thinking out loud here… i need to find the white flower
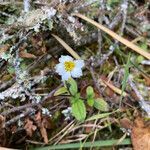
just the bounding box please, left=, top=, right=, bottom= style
left=55, top=55, right=84, bottom=81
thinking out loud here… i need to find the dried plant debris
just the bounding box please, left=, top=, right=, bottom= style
left=0, top=0, right=150, bottom=149
left=131, top=117, right=150, bottom=150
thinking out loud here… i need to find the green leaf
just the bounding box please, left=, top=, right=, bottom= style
left=54, top=87, right=68, bottom=96
left=86, top=112, right=112, bottom=121
left=70, top=93, right=81, bottom=104
left=136, top=55, right=144, bottom=64
left=86, top=109, right=119, bottom=121
left=72, top=99, right=86, bottom=121
left=68, top=78, right=78, bottom=96
left=70, top=97, right=76, bottom=104
left=87, top=98, right=94, bottom=107
left=20, top=62, right=28, bottom=70
left=121, top=53, right=131, bottom=102
left=7, top=65, right=15, bottom=74
left=75, top=93, right=80, bottom=99
left=1, top=52, right=11, bottom=61
left=94, top=98, right=109, bottom=112
left=140, top=41, right=148, bottom=51
left=48, top=20, right=54, bottom=30
left=107, top=0, right=120, bottom=7
left=29, top=138, right=132, bottom=150
left=30, top=138, right=131, bottom=150
left=86, top=86, right=94, bottom=98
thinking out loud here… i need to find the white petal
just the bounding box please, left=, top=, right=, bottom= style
left=74, top=60, right=84, bottom=68
left=71, top=68, right=83, bottom=78
left=59, top=55, right=73, bottom=63
left=62, top=72, right=71, bottom=81
left=55, top=63, right=65, bottom=75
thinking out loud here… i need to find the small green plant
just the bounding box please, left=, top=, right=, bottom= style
left=107, top=0, right=121, bottom=8
left=86, top=86, right=109, bottom=112
left=86, top=86, right=95, bottom=107
left=94, top=98, right=109, bottom=112
left=55, top=78, right=109, bottom=121
left=67, top=78, right=86, bottom=121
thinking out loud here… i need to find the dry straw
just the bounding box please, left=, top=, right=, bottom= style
left=72, top=13, right=150, bottom=60
left=52, top=34, right=81, bottom=60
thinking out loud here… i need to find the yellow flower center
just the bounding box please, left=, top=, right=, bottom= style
left=64, top=61, right=75, bottom=72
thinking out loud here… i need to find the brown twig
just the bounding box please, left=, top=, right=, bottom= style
left=1, top=83, right=63, bottom=116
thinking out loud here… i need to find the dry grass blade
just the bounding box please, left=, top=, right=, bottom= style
left=51, top=34, right=81, bottom=59
left=72, top=13, right=150, bottom=60
left=19, top=51, right=37, bottom=59
left=0, top=147, right=18, bottom=150
left=100, top=78, right=128, bottom=97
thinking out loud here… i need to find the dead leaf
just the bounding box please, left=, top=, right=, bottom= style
left=85, top=124, right=93, bottom=134
left=40, top=123, right=48, bottom=144
left=0, top=44, right=10, bottom=56
left=41, top=45, right=46, bottom=53
left=0, top=115, right=6, bottom=146
left=0, top=130, right=6, bottom=147
left=19, top=43, right=27, bottom=51
left=130, top=90, right=140, bottom=101
left=141, top=73, right=150, bottom=86
left=100, top=75, right=115, bottom=97
left=11, top=125, right=17, bottom=134
left=79, top=80, right=88, bottom=98
left=99, top=77, right=128, bottom=97
left=120, top=118, right=133, bottom=129
left=24, top=118, right=37, bottom=137
left=34, top=111, right=49, bottom=143
left=19, top=51, right=36, bottom=59
left=42, top=116, right=53, bottom=129
left=34, top=111, right=42, bottom=127
left=0, top=115, right=5, bottom=129
left=131, top=117, right=150, bottom=150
